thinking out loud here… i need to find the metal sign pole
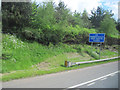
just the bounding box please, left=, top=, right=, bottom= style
left=91, top=42, right=93, bottom=51
left=99, top=43, right=100, bottom=59
left=99, top=43, right=101, bottom=60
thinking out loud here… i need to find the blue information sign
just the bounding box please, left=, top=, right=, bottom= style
left=89, top=33, right=105, bottom=42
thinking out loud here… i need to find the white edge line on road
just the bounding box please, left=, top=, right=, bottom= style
left=110, top=73, right=116, bottom=76
left=68, top=71, right=119, bottom=88
left=100, top=77, right=107, bottom=81
left=87, top=82, right=95, bottom=86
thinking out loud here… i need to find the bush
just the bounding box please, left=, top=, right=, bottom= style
left=22, top=25, right=65, bottom=45
left=22, top=27, right=42, bottom=41
left=63, top=25, right=97, bottom=44
left=105, top=36, right=119, bottom=45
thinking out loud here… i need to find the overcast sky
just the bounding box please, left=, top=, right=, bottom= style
left=32, top=0, right=119, bottom=20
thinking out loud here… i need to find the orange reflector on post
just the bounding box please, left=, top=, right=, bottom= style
left=65, top=61, right=67, bottom=67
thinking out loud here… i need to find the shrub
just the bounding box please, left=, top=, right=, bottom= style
left=64, top=25, right=97, bottom=44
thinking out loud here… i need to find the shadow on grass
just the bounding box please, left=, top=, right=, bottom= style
left=60, top=65, right=66, bottom=67
left=60, top=64, right=80, bottom=68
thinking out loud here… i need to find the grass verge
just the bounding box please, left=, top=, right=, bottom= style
left=1, top=58, right=119, bottom=82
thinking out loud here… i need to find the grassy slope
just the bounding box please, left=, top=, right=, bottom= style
left=1, top=58, right=119, bottom=82
left=1, top=34, right=119, bottom=81
left=2, top=34, right=76, bottom=73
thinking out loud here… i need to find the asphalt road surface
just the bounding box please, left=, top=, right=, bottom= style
left=2, top=61, right=119, bottom=88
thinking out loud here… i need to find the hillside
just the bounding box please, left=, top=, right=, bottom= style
left=2, top=34, right=118, bottom=73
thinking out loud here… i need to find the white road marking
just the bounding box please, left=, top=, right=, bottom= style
left=87, top=82, right=95, bottom=86
left=68, top=71, right=119, bottom=88
left=100, top=77, right=107, bottom=81
left=110, top=73, right=116, bottom=76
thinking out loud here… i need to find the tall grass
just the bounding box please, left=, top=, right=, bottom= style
left=2, top=34, right=76, bottom=73
left=84, top=45, right=99, bottom=59
left=72, top=45, right=99, bottom=59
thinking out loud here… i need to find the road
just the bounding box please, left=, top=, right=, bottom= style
left=2, top=61, right=119, bottom=88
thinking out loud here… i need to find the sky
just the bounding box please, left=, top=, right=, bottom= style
left=32, top=0, right=119, bottom=20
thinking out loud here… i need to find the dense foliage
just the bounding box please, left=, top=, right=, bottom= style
left=2, top=2, right=32, bottom=33
left=99, top=14, right=118, bottom=36
left=2, top=1, right=119, bottom=45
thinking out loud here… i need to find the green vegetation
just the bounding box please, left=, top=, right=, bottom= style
left=2, top=2, right=32, bottom=33
left=1, top=58, right=119, bottom=82
left=2, top=34, right=76, bottom=73
left=1, top=1, right=119, bottom=81
left=2, top=1, right=119, bottom=45
left=2, top=34, right=118, bottom=73
left=99, top=14, right=118, bottom=36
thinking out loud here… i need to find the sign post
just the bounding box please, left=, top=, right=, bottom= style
left=89, top=33, right=105, bottom=59
left=99, top=43, right=101, bottom=59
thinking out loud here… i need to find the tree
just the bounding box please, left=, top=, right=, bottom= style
left=81, top=10, right=92, bottom=28
left=90, top=6, right=114, bottom=28
left=55, top=1, right=71, bottom=26
left=116, top=19, right=120, bottom=32
left=30, top=1, right=39, bottom=28
left=30, top=2, right=56, bottom=29
left=71, top=11, right=83, bottom=27
left=2, top=2, right=32, bottom=33
left=99, top=14, right=117, bottom=36
left=90, top=7, right=105, bottom=28
left=24, top=1, right=65, bottom=45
